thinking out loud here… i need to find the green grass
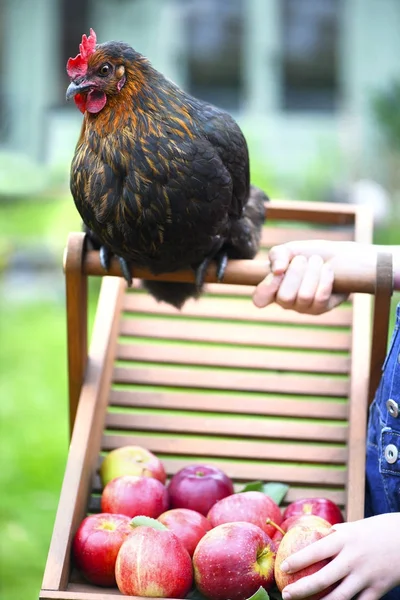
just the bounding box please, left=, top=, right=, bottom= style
left=0, top=193, right=94, bottom=600
left=0, top=301, right=69, bottom=599
left=0, top=293, right=101, bottom=600
left=1, top=194, right=80, bottom=239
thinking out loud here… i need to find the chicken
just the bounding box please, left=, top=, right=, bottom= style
left=66, top=29, right=268, bottom=308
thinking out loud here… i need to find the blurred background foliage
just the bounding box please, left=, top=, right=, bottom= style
left=372, top=79, right=400, bottom=153
left=1, top=1, right=400, bottom=599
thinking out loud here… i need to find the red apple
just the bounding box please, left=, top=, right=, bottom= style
left=207, top=491, right=282, bottom=538
left=100, top=445, right=166, bottom=486
left=72, top=513, right=133, bottom=586
left=168, top=464, right=234, bottom=516
left=282, top=497, right=343, bottom=525
left=101, top=475, right=169, bottom=518
left=193, top=521, right=277, bottom=600
left=115, top=525, right=193, bottom=597
left=158, top=508, right=212, bottom=556
left=274, top=524, right=336, bottom=599
left=272, top=514, right=332, bottom=546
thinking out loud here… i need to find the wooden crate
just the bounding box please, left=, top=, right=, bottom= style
left=39, top=200, right=392, bottom=599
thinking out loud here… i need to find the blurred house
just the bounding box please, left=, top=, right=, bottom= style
left=0, top=0, right=399, bottom=184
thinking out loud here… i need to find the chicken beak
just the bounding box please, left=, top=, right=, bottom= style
left=66, top=81, right=94, bottom=101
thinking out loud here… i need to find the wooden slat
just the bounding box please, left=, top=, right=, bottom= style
left=161, top=458, right=346, bottom=486
left=205, top=283, right=257, bottom=296
left=266, top=199, right=357, bottom=224
left=201, top=283, right=354, bottom=299
left=64, top=233, right=88, bottom=436
left=105, top=412, right=347, bottom=442
left=93, top=453, right=345, bottom=486
left=88, top=484, right=347, bottom=511
left=368, top=253, right=393, bottom=405
left=40, top=278, right=126, bottom=593
left=132, top=279, right=354, bottom=300
left=40, top=590, right=122, bottom=600
left=113, top=366, right=349, bottom=396
left=346, top=294, right=371, bottom=521
left=261, top=226, right=354, bottom=247
left=345, top=204, right=375, bottom=520
left=119, top=317, right=352, bottom=350
left=116, top=343, right=350, bottom=374
left=123, top=294, right=353, bottom=326
left=84, top=251, right=378, bottom=295
left=101, top=433, right=348, bottom=464
left=281, top=486, right=346, bottom=505
left=109, top=389, right=348, bottom=419
left=133, top=279, right=266, bottom=297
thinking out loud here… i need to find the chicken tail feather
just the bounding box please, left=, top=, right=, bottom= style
left=141, top=280, right=201, bottom=309
left=227, top=184, right=268, bottom=259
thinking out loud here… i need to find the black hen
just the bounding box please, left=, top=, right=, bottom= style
left=67, top=30, right=268, bottom=308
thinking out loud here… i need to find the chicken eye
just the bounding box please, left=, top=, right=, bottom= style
left=98, top=63, right=112, bottom=77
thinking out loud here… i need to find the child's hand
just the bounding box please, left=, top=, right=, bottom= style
left=253, top=241, right=349, bottom=313
left=278, top=513, right=400, bottom=600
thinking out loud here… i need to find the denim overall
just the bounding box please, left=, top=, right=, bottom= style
left=365, top=304, right=400, bottom=599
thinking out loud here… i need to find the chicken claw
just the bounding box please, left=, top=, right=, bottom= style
left=88, top=231, right=132, bottom=287
left=195, top=256, right=212, bottom=289
left=99, top=245, right=111, bottom=271
left=118, top=256, right=133, bottom=287
left=215, top=250, right=228, bottom=282
left=195, top=248, right=228, bottom=289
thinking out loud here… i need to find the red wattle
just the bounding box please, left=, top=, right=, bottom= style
left=74, top=91, right=107, bottom=114
left=74, top=94, right=87, bottom=114
left=86, top=90, right=107, bottom=114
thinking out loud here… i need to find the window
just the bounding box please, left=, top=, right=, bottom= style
left=281, top=0, right=340, bottom=112
left=182, top=0, right=243, bottom=111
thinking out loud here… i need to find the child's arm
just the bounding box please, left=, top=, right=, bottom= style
left=278, top=513, right=400, bottom=600
left=253, top=241, right=400, bottom=311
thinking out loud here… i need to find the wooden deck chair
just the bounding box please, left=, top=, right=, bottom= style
left=39, top=199, right=393, bottom=600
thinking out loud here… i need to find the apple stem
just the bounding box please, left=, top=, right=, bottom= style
left=266, top=518, right=285, bottom=536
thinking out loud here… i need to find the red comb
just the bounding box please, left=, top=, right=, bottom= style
left=67, top=28, right=97, bottom=79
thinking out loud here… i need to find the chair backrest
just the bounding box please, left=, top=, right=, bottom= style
left=64, top=199, right=389, bottom=523
left=41, top=199, right=395, bottom=597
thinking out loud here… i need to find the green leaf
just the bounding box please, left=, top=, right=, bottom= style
left=240, top=480, right=265, bottom=493
left=245, top=587, right=270, bottom=600
left=261, top=482, right=289, bottom=506
left=130, top=516, right=168, bottom=530
left=239, top=481, right=289, bottom=506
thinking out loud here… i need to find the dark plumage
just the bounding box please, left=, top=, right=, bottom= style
left=67, top=30, right=268, bottom=308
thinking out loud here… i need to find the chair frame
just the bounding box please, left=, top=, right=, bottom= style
left=39, top=200, right=393, bottom=600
